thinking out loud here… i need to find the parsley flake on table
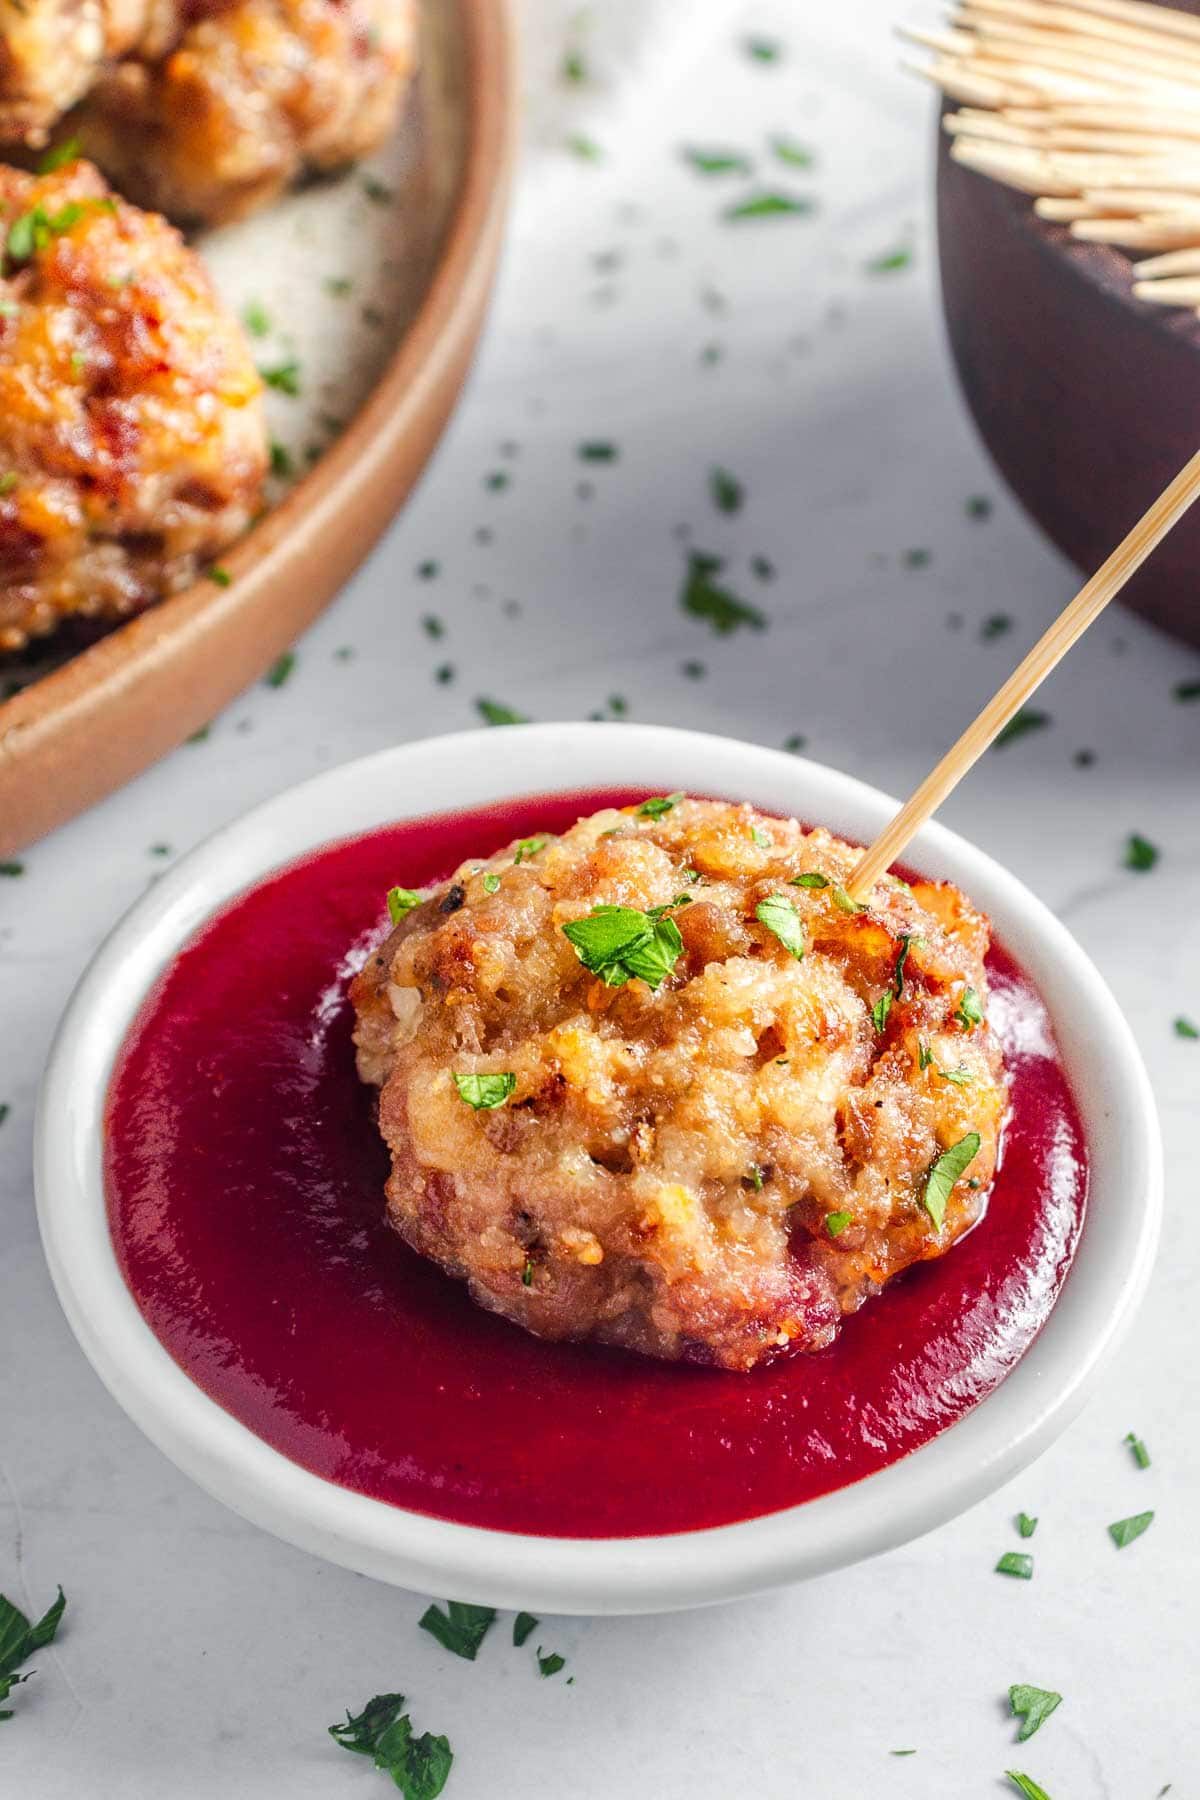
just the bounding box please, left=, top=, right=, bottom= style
left=769, top=135, right=814, bottom=168
left=537, top=1647, right=566, bottom=1677
left=636, top=792, right=684, bottom=817
left=865, top=245, right=912, bottom=274
left=0, top=1105, right=9, bottom=1128
left=562, top=47, right=586, bottom=82
left=993, top=708, right=1050, bottom=748
left=419, top=1600, right=497, bottom=1659
left=476, top=698, right=528, bottom=726
left=1175, top=1016, right=1199, bottom=1039
left=724, top=191, right=814, bottom=221
left=1124, top=1431, right=1151, bottom=1469
left=0, top=860, right=25, bottom=876
left=1173, top=679, right=1200, bottom=701
left=710, top=466, right=743, bottom=513
left=1009, top=1684, right=1062, bottom=1742
left=242, top=299, right=271, bottom=337
left=387, top=886, right=422, bottom=923
left=996, top=1551, right=1034, bottom=1579
left=755, top=894, right=805, bottom=960
left=1006, top=1774, right=1052, bottom=1800
left=681, top=147, right=752, bottom=175
left=1109, top=1510, right=1154, bottom=1548
left=452, top=1073, right=516, bottom=1112
left=680, top=551, right=765, bottom=635
left=566, top=133, right=602, bottom=160
left=982, top=613, right=1012, bottom=639
left=577, top=440, right=618, bottom=462
left=329, top=1693, right=453, bottom=1798
left=742, top=34, right=782, bottom=61
left=362, top=177, right=394, bottom=204
left=923, top=1132, right=981, bottom=1230
left=1017, top=1512, right=1038, bottom=1538
left=901, top=546, right=930, bottom=569
left=562, top=905, right=683, bottom=990
left=1124, top=833, right=1159, bottom=872
left=269, top=441, right=294, bottom=478
left=0, top=1586, right=66, bottom=1720
left=263, top=650, right=295, bottom=688
left=512, top=1612, right=538, bottom=1647
left=258, top=359, right=301, bottom=396
left=966, top=494, right=993, bottom=520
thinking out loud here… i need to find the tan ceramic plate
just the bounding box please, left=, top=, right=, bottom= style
left=0, top=0, right=516, bottom=855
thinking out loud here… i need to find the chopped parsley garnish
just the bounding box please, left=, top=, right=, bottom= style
left=826, top=1211, right=852, bottom=1238
left=482, top=872, right=500, bottom=894
left=1108, top=1510, right=1154, bottom=1549
left=769, top=135, right=814, bottom=167
left=513, top=836, right=547, bottom=863
left=1124, top=833, right=1159, bottom=872
left=1017, top=1512, right=1037, bottom=1538
left=893, top=936, right=911, bottom=998
left=513, top=1612, right=538, bottom=1646
left=453, top=1072, right=516, bottom=1111
left=0, top=1105, right=8, bottom=1128
left=749, top=825, right=772, bottom=848
left=724, top=191, right=814, bottom=221
left=419, top=1601, right=496, bottom=1659
left=682, top=147, right=752, bottom=175
left=966, top=494, right=992, bottom=520
left=263, top=650, right=295, bottom=688
left=421, top=614, right=444, bottom=639
left=982, top=613, right=1012, bottom=640
left=1009, top=1685, right=1062, bottom=1742
left=756, top=894, right=805, bottom=960
left=865, top=245, right=912, bottom=274
left=1124, top=1431, right=1151, bottom=1469
left=208, top=565, right=232, bottom=587
left=937, top=1065, right=973, bottom=1087
left=476, top=698, right=528, bottom=726
left=36, top=137, right=81, bottom=173
left=387, top=886, right=421, bottom=922
left=1173, top=679, right=1200, bottom=701
left=0, top=1586, right=66, bottom=1719
left=710, top=465, right=743, bottom=513
left=680, top=551, right=766, bottom=634
left=329, top=1693, right=453, bottom=1797
left=362, top=177, right=395, bottom=204
left=743, top=35, right=781, bottom=61
left=324, top=275, right=353, bottom=297
left=790, top=872, right=828, bottom=889
left=954, top=986, right=983, bottom=1030
left=890, top=1749, right=917, bottom=1757
left=566, top=133, right=602, bottom=161
left=577, top=440, right=618, bottom=461
left=993, top=708, right=1050, bottom=749
left=259, top=359, right=301, bottom=396
left=1006, top=1773, right=1052, bottom=1800
left=417, top=559, right=440, bottom=579
left=521, top=1258, right=533, bottom=1286
left=5, top=198, right=112, bottom=264
left=922, top=1132, right=981, bottom=1230
left=751, top=554, right=775, bottom=580
left=484, top=469, right=509, bottom=491
left=871, top=991, right=892, bottom=1032
left=901, top=547, right=931, bottom=570
left=647, top=895, right=693, bottom=917
left=995, top=1552, right=1034, bottom=1579
left=0, top=861, right=25, bottom=876
left=269, top=440, right=294, bottom=478
left=562, top=905, right=684, bottom=990
left=562, top=48, right=586, bottom=82
left=832, top=887, right=866, bottom=913
left=1174, top=1015, right=1199, bottom=1039
left=747, top=1164, right=765, bottom=1191
left=918, top=1042, right=933, bottom=1070
left=242, top=300, right=271, bottom=337
left=0, top=472, right=17, bottom=495
left=537, top=1648, right=566, bottom=1678
left=636, top=792, right=683, bottom=817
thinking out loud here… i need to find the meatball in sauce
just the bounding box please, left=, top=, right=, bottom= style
left=352, top=796, right=1009, bottom=1372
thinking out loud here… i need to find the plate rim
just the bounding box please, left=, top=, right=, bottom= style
left=0, top=0, right=519, bottom=856
left=35, top=723, right=1163, bottom=1614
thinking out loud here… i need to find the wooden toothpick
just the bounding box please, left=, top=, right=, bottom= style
left=846, top=448, right=1200, bottom=901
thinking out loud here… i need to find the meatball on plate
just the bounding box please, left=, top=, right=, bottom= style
left=351, top=796, right=1008, bottom=1371
left=0, top=159, right=267, bottom=652
left=40, top=727, right=1160, bottom=1610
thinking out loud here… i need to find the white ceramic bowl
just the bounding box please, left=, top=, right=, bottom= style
left=36, top=724, right=1162, bottom=1615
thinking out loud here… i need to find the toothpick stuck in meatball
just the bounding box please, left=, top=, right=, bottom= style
left=0, top=159, right=267, bottom=653
left=352, top=796, right=1009, bottom=1372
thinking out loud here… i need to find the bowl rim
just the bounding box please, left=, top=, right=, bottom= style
left=0, top=0, right=519, bottom=856
left=35, top=723, right=1163, bottom=1615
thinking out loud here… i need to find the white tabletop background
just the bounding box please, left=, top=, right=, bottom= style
left=2, top=1, right=1197, bottom=1793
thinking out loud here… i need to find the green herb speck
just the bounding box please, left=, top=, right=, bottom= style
left=996, top=1551, right=1034, bottom=1580
left=264, top=650, right=296, bottom=688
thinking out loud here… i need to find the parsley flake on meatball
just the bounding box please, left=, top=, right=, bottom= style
left=352, top=796, right=1009, bottom=1372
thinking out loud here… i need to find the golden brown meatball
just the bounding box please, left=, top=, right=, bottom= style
left=0, top=159, right=266, bottom=652
left=351, top=797, right=1009, bottom=1373
left=0, top=0, right=151, bottom=145
left=68, top=0, right=419, bottom=225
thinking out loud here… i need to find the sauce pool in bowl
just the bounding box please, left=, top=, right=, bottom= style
left=103, top=787, right=1088, bottom=1539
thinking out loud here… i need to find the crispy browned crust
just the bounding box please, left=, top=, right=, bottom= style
left=351, top=797, right=1009, bottom=1372
left=0, top=0, right=152, bottom=145
left=0, top=159, right=267, bottom=653
left=67, top=0, right=419, bottom=225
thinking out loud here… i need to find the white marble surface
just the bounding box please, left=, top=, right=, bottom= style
left=3, top=2, right=1198, bottom=1794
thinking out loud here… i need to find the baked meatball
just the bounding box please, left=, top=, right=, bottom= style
left=67, top=0, right=419, bottom=225
left=0, top=159, right=267, bottom=652
left=352, top=796, right=1009, bottom=1372
left=0, top=0, right=152, bottom=145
